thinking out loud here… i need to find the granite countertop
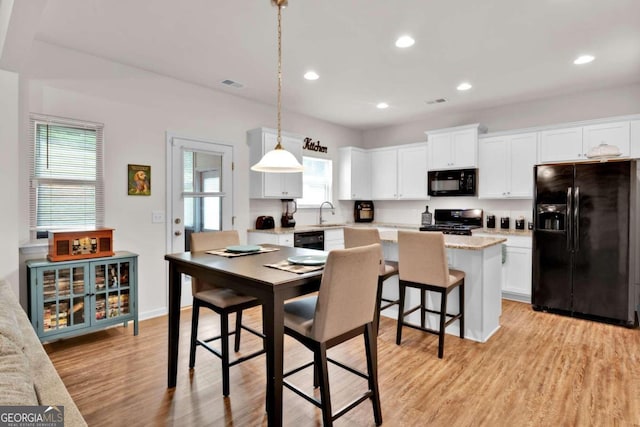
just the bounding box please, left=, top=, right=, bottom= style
left=247, top=222, right=420, bottom=234
left=473, top=228, right=532, bottom=237
left=378, top=229, right=506, bottom=250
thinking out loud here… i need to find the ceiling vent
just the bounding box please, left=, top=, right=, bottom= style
left=425, top=98, right=447, bottom=105
left=220, top=79, right=244, bottom=89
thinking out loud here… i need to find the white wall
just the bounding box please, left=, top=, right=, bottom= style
left=0, top=69, right=19, bottom=295
left=363, top=83, right=640, bottom=147
left=18, top=41, right=361, bottom=319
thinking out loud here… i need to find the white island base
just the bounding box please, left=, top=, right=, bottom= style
left=380, top=233, right=504, bottom=343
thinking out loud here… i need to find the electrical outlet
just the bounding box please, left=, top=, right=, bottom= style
left=152, top=211, right=165, bottom=223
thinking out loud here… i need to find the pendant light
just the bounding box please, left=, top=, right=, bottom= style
left=251, top=0, right=304, bottom=173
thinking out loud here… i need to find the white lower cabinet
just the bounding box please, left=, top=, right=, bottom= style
left=475, top=233, right=532, bottom=302
left=501, top=236, right=532, bottom=302
left=323, top=228, right=344, bottom=251
left=247, top=232, right=293, bottom=247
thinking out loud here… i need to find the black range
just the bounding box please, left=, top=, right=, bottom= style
left=420, top=209, right=483, bottom=235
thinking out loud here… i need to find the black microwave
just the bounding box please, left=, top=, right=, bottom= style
left=428, top=168, right=477, bottom=197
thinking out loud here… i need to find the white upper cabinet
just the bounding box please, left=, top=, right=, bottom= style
left=248, top=128, right=303, bottom=199
left=369, top=143, right=428, bottom=200
left=538, top=121, right=630, bottom=163
left=397, top=144, right=429, bottom=199
left=631, top=120, right=640, bottom=158
left=370, top=147, right=398, bottom=199
left=338, top=146, right=371, bottom=200
left=583, top=121, right=630, bottom=157
left=426, top=124, right=483, bottom=170
left=538, top=127, right=583, bottom=163
left=479, top=132, right=537, bottom=199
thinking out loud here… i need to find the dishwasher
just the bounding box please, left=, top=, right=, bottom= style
left=293, top=230, right=324, bottom=250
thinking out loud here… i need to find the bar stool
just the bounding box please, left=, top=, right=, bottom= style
left=343, top=227, right=399, bottom=333
left=282, top=244, right=383, bottom=426
left=189, top=231, right=265, bottom=396
left=396, top=231, right=465, bottom=359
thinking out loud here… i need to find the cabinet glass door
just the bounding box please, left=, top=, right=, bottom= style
left=40, top=265, right=88, bottom=334
left=93, top=260, right=132, bottom=322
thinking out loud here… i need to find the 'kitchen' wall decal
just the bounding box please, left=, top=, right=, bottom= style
left=303, top=137, right=328, bottom=153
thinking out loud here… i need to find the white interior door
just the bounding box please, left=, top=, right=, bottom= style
left=166, top=134, right=233, bottom=307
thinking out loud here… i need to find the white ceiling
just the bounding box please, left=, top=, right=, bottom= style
left=16, top=0, right=640, bottom=129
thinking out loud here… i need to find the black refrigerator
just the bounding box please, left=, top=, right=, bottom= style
left=532, top=159, right=638, bottom=325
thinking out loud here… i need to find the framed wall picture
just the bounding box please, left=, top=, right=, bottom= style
left=128, top=164, right=151, bottom=196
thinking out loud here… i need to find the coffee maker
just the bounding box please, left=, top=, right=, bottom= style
left=280, top=199, right=297, bottom=228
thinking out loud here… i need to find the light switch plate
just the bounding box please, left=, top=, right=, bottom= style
left=152, top=211, right=165, bottom=223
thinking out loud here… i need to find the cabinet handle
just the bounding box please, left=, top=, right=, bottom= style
left=174, top=230, right=182, bottom=236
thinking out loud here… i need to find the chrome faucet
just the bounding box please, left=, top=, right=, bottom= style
left=319, top=201, right=335, bottom=224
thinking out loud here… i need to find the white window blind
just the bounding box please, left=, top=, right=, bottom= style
left=29, top=114, right=104, bottom=238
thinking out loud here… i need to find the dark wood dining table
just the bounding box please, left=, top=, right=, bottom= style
left=164, top=244, right=324, bottom=426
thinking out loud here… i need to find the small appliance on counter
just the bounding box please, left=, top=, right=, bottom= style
left=419, top=209, right=482, bottom=235
left=354, top=200, right=374, bottom=222
left=280, top=199, right=297, bottom=228
left=421, top=205, right=432, bottom=226
left=500, top=217, right=510, bottom=229
left=255, top=216, right=275, bottom=230
left=515, top=217, right=525, bottom=230
left=486, top=215, right=496, bottom=229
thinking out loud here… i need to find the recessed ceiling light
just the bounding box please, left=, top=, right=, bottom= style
left=395, top=36, right=415, bottom=48
left=304, top=71, right=319, bottom=80
left=573, top=55, right=595, bottom=65
left=376, top=102, right=389, bottom=109
left=457, top=82, right=472, bottom=91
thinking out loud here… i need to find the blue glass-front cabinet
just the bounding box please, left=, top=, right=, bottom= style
left=26, top=252, right=138, bottom=342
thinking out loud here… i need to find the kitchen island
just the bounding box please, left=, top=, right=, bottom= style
left=378, top=230, right=506, bottom=343
left=248, top=224, right=506, bottom=343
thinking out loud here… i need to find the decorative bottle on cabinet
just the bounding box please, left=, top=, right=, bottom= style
left=421, top=206, right=432, bottom=226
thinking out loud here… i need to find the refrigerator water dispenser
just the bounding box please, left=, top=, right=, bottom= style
left=537, top=204, right=566, bottom=231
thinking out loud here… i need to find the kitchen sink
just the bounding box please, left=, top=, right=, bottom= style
left=313, top=223, right=344, bottom=228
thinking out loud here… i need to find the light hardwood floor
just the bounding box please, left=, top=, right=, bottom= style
left=45, top=300, right=640, bottom=426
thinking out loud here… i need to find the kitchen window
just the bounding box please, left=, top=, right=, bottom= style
left=298, top=156, right=332, bottom=207
left=28, top=114, right=104, bottom=239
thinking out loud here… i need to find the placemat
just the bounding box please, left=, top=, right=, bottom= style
left=206, top=246, right=280, bottom=258
left=264, top=259, right=324, bottom=274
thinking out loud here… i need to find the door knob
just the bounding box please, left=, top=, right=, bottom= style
left=174, top=230, right=182, bottom=236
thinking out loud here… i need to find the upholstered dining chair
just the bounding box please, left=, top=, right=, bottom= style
left=396, top=230, right=465, bottom=359
left=343, top=227, right=399, bottom=333
left=282, top=243, right=383, bottom=426
left=189, top=230, right=265, bottom=396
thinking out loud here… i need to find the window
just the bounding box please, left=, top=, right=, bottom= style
left=298, top=156, right=332, bottom=207
left=29, top=114, right=104, bottom=239
left=183, top=150, right=223, bottom=233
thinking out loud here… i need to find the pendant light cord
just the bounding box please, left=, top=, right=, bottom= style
left=276, top=4, right=283, bottom=150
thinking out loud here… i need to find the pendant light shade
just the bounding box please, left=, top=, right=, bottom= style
left=251, top=0, right=303, bottom=173
left=251, top=146, right=304, bottom=173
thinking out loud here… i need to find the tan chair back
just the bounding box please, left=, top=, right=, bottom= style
left=343, top=227, right=386, bottom=276
left=311, top=243, right=381, bottom=343
left=190, top=231, right=240, bottom=293
left=398, top=231, right=449, bottom=286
